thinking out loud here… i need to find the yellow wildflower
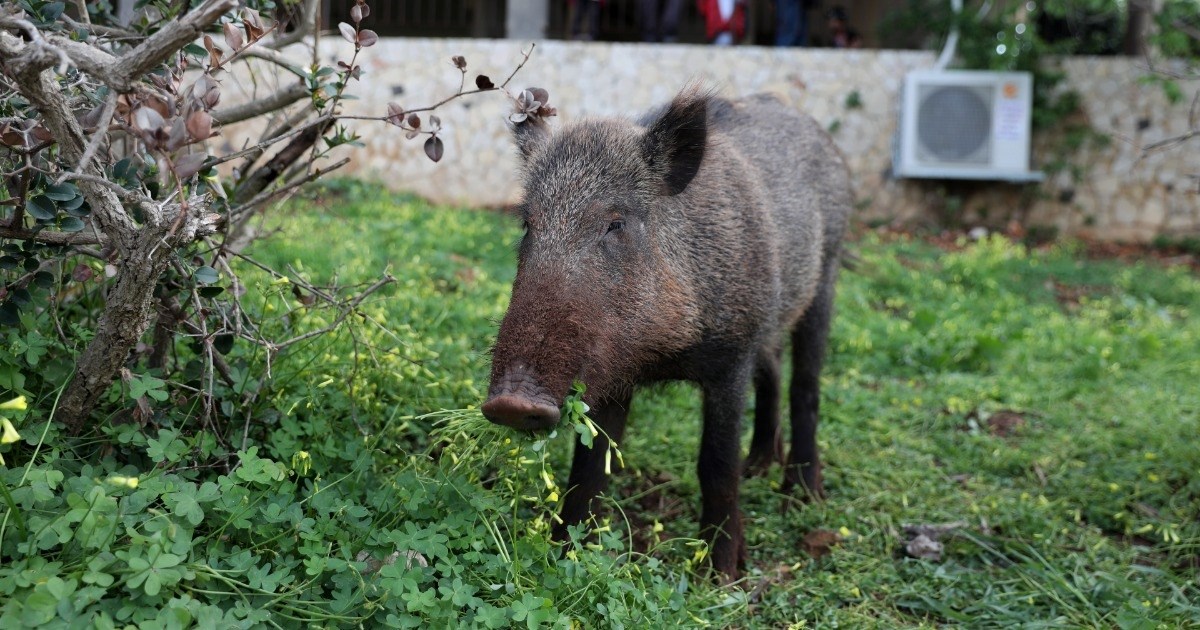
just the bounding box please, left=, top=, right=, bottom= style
left=107, top=475, right=139, bottom=489
left=0, top=418, right=19, bottom=444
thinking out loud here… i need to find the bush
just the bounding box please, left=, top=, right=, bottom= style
left=0, top=183, right=736, bottom=628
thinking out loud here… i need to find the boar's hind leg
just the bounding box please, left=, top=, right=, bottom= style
left=783, top=271, right=836, bottom=501
left=552, top=394, right=632, bottom=542
left=745, top=345, right=784, bottom=477
left=699, top=356, right=753, bottom=579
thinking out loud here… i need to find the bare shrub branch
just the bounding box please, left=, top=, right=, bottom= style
left=1, top=0, right=535, bottom=434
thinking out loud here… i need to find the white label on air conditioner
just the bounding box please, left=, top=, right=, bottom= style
left=996, top=99, right=1027, bottom=142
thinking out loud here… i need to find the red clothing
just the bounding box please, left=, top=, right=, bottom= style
left=696, top=0, right=746, bottom=42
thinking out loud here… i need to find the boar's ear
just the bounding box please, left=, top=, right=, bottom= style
left=641, top=91, right=709, bottom=196
left=510, top=117, right=550, bottom=162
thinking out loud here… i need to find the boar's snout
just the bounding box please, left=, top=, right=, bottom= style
left=482, top=395, right=560, bottom=430
left=482, top=366, right=561, bottom=431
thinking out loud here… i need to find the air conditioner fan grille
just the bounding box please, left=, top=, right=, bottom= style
left=916, top=84, right=992, bottom=164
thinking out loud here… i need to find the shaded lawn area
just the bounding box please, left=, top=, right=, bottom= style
left=245, top=181, right=1200, bottom=627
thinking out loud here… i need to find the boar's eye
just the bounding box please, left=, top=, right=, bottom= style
left=606, top=219, right=624, bottom=235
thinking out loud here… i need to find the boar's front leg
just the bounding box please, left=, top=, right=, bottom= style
left=699, top=355, right=752, bottom=579
left=552, top=394, right=632, bottom=541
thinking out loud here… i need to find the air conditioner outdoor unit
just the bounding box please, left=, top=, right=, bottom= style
left=894, top=69, right=1043, bottom=182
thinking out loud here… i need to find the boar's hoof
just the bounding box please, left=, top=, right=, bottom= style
left=781, top=465, right=826, bottom=505
left=743, top=438, right=784, bottom=478
left=482, top=394, right=561, bottom=431
left=742, top=452, right=774, bottom=478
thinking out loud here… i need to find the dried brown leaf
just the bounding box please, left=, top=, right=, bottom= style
left=71, top=263, right=94, bottom=283
left=133, top=107, right=164, bottom=132
left=223, top=22, right=244, bottom=51
left=148, top=73, right=175, bottom=94
left=166, top=118, right=189, bottom=152
left=243, top=8, right=267, bottom=41
left=0, top=127, right=24, bottom=148
left=292, top=284, right=316, bottom=306
left=386, top=102, right=404, bottom=126
left=203, top=84, right=221, bottom=109
left=192, top=76, right=212, bottom=100
left=134, top=395, right=153, bottom=422
left=144, top=96, right=170, bottom=120
left=800, top=529, right=841, bottom=560
left=515, top=89, right=539, bottom=115
left=475, top=75, right=494, bottom=90
left=986, top=411, right=1026, bottom=437
left=186, top=110, right=213, bottom=140
left=203, top=35, right=223, bottom=66
left=424, top=135, right=444, bottom=163
left=173, top=153, right=207, bottom=180
left=528, top=87, right=549, bottom=107
left=115, top=94, right=132, bottom=117
left=452, top=55, right=467, bottom=69
left=406, top=113, right=420, bottom=129
left=243, top=8, right=264, bottom=30
left=357, top=29, right=378, bottom=47
left=77, top=103, right=106, bottom=130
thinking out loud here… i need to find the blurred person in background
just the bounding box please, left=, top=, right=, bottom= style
left=697, top=0, right=747, bottom=45
left=639, top=0, right=686, bottom=42
left=571, top=0, right=603, bottom=40
left=827, top=6, right=862, bottom=48
left=774, top=0, right=817, bottom=47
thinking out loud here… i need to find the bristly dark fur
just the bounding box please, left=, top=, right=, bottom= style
left=486, top=85, right=852, bottom=581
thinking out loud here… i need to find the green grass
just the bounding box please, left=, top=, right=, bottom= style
left=3, top=180, right=1198, bottom=627
left=260, top=182, right=1200, bottom=626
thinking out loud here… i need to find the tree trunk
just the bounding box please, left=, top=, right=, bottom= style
left=1123, top=0, right=1150, bottom=56
left=2, top=0, right=271, bottom=434
left=58, top=242, right=174, bottom=433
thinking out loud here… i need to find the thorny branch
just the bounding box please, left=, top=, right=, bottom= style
left=63, top=90, right=119, bottom=181
left=0, top=225, right=104, bottom=246
left=268, top=0, right=320, bottom=50
left=270, top=274, right=396, bottom=352
left=343, top=43, right=538, bottom=123
left=212, top=81, right=308, bottom=126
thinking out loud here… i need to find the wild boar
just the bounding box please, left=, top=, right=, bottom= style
left=482, top=86, right=851, bottom=578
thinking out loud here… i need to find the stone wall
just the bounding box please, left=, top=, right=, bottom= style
left=223, top=39, right=1200, bottom=242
